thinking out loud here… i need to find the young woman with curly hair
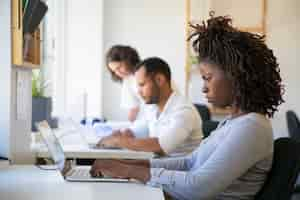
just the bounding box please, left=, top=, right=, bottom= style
left=91, top=14, right=284, bottom=200
left=105, top=45, right=142, bottom=121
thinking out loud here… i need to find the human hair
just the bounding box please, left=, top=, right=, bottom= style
left=135, top=57, right=171, bottom=83
left=188, top=12, right=284, bottom=117
left=106, top=45, right=141, bottom=82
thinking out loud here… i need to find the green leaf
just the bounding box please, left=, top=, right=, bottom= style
left=32, top=69, right=46, bottom=97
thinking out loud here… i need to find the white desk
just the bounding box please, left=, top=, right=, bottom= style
left=31, top=131, right=155, bottom=160
left=32, top=144, right=155, bottom=160
left=0, top=163, right=164, bottom=200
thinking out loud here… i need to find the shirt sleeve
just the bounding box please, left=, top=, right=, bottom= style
left=150, top=152, right=196, bottom=171
left=129, top=118, right=149, bottom=138
left=154, top=107, right=201, bottom=154
left=147, top=118, right=273, bottom=200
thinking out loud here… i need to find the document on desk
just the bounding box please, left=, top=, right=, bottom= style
left=93, top=121, right=132, bottom=138
left=79, top=121, right=155, bottom=159
left=62, top=119, right=132, bottom=142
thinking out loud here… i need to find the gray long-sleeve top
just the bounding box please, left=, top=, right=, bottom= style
left=147, top=113, right=274, bottom=200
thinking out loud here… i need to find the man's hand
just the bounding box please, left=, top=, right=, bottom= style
left=96, top=129, right=135, bottom=148
left=96, top=130, right=122, bottom=148
left=120, top=128, right=135, bottom=138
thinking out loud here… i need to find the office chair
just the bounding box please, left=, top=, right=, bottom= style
left=255, top=137, right=300, bottom=200
left=286, top=110, right=300, bottom=141
left=286, top=110, right=300, bottom=193
left=194, top=104, right=219, bottom=138
left=194, top=104, right=211, bottom=121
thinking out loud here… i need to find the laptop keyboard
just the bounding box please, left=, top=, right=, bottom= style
left=67, top=167, right=129, bottom=182
left=69, top=168, right=96, bottom=178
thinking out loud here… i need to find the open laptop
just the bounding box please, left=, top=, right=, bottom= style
left=35, top=120, right=129, bottom=182
left=59, top=118, right=121, bottom=150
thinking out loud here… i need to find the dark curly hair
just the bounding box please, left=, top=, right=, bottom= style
left=188, top=13, right=284, bottom=117
left=106, top=45, right=141, bottom=82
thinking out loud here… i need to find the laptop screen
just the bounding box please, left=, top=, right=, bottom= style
left=35, top=121, right=66, bottom=171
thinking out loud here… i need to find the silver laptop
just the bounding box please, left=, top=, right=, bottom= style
left=35, top=120, right=129, bottom=182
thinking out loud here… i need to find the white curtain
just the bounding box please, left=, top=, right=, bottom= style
left=43, top=0, right=104, bottom=121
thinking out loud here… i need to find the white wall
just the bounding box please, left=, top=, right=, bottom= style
left=10, top=68, right=34, bottom=164
left=267, top=0, right=300, bottom=138
left=207, top=0, right=300, bottom=138
left=102, top=0, right=186, bottom=120
left=48, top=0, right=67, bottom=117
left=0, top=1, right=34, bottom=163
left=62, top=0, right=103, bottom=121
left=102, top=0, right=300, bottom=137
left=0, top=0, right=12, bottom=158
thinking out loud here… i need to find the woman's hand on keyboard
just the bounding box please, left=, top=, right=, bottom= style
left=90, top=159, right=150, bottom=183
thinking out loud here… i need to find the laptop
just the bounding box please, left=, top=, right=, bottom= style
left=35, top=120, right=129, bottom=182
left=59, top=118, right=121, bottom=150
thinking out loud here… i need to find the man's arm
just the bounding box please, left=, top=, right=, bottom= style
left=98, top=133, right=165, bottom=154
left=98, top=128, right=165, bottom=154
left=119, top=136, right=165, bottom=155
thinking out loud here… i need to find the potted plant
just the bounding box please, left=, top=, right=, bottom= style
left=31, top=69, right=53, bottom=131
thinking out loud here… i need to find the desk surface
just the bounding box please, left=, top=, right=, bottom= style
left=0, top=163, right=164, bottom=200
left=31, top=130, right=155, bottom=160
left=32, top=144, right=155, bottom=160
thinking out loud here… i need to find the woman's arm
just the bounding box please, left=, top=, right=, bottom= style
left=147, top=119, right=273, bottom=200
left=150, top=151, right=197, bottom=171
left=128, top=106, right=140, bottom=122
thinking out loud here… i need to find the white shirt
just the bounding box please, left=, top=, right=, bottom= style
left=121, top=75, right=142, bottom=109
left=121, top=75, right=179, bottom=120
left=130, top=91, right=203, bottom=155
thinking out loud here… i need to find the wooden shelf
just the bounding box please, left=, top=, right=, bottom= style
left=22, top=61, right=40, bottom=69
left=11, top=0, right=42, bottom=68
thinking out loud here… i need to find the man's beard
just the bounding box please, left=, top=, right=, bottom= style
left=146, top=81, right=160, bottom=104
